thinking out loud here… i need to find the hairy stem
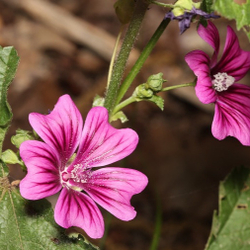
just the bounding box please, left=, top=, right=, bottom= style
left=104, top=0, right=150, bottom=114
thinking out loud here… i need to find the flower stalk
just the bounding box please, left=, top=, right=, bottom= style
left=161, top=82, right=195, bottom=91
left=112, top=81, right=195, bottom=116
left=113, top=96, right=136, bottom=115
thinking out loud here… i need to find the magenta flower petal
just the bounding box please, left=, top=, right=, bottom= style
left=54, top=188, right=104, bottom=239
left=213, top=26, right=250, bottom=81
left=185, top=50, right=216, bottom=103
left=20, top=140, right=61, bottom=200
left=186, top=21, right=250, bottom=145
left=20, top=95, right=147, bottom=238
left=29, top=94, right=83, bottom=166
left=74, top=167, right=148, bottom=221
left=198, top=21, right=220, bottom=67
left=212, top=84, right=250, bottom=145
left=73, top=106, right=139, bottom=168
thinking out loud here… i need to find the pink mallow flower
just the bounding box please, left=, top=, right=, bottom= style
left=185, top=21, right=250, bottom=145
left=20, top=94, right=148, bottom=239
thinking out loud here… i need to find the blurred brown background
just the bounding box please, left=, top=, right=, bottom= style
left=1, top=0, right=250, bottom=249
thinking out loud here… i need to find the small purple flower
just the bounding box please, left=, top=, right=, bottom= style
left=165, top=7, right=219, bottom=34
left=185, top=21, right=250, bottom=145
left=20, top=94, right=148, bottom=238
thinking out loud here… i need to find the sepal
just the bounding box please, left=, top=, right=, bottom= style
left=147, top=95, right=164, bottom=111
left=110, top=111, right=129, bottom=123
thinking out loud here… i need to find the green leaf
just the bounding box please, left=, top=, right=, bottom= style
left=0, top=46, right=19, bottom=127
left=213, top=0, right=250, bottom=41
left=0, top=162, right=99, bottom=250
left=11, top=129, right=35, bottom=149
left=0, top=46, right=19, bottom=152
left=200, top=0, right=213, bottom=13
left=2, top=149, right=22, bottom=165
left=205, top=166, right=250, bottom=250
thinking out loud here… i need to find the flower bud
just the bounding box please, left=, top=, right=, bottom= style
left=146, top=73, right=165, bottom=92
left=133, top=84, right=154, bottom=99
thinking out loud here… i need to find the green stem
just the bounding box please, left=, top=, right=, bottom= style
left=104, top=0, right=150, bottom=114
left=114, top=18, right=171, bottom=109
left=149, top=194, right=162, bottom=250
left=113, top=96, right=137, bottom=114
left=161, top=82, right=195, bottom=91
left=151, top=0, right=174, bottom=8
left=112, top=82, right=195, bottom=116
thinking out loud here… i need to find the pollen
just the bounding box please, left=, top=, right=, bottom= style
left=212, top=72, right=235, bottom=92
left=70, top=164, right=90, bottom=183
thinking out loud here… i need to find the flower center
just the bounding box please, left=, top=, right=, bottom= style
left=61, top=164, right=91, bottom=187
left=212, top=72, right=235, bottom=92
left=70, top=164, right=91, bottom=183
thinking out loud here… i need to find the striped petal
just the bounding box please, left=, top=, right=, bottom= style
left=72, top=107, right=138, bottom=169
left=213, top=26, right=250, bottom=81
left=20, top=140, right=61, bottom=200
left=198, top=21, right=220, bottom=68
left=54, top=188, right=104, bottom=239
left=77, top=167, right=148, bottom=221
left=185, top=50, right=216, bottom=104
left=29, top=95, right=83, bottom=168
left=212, top=84, right=250, bottom=145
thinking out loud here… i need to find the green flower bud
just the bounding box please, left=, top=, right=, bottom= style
left=146, top=73, right=165, bottom=92
left=133, top=84, right=154, bottom=99
left=114, top=0, right=135, bottom=24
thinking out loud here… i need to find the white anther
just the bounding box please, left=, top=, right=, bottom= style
left=212, top=72, right=235, bottom=92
